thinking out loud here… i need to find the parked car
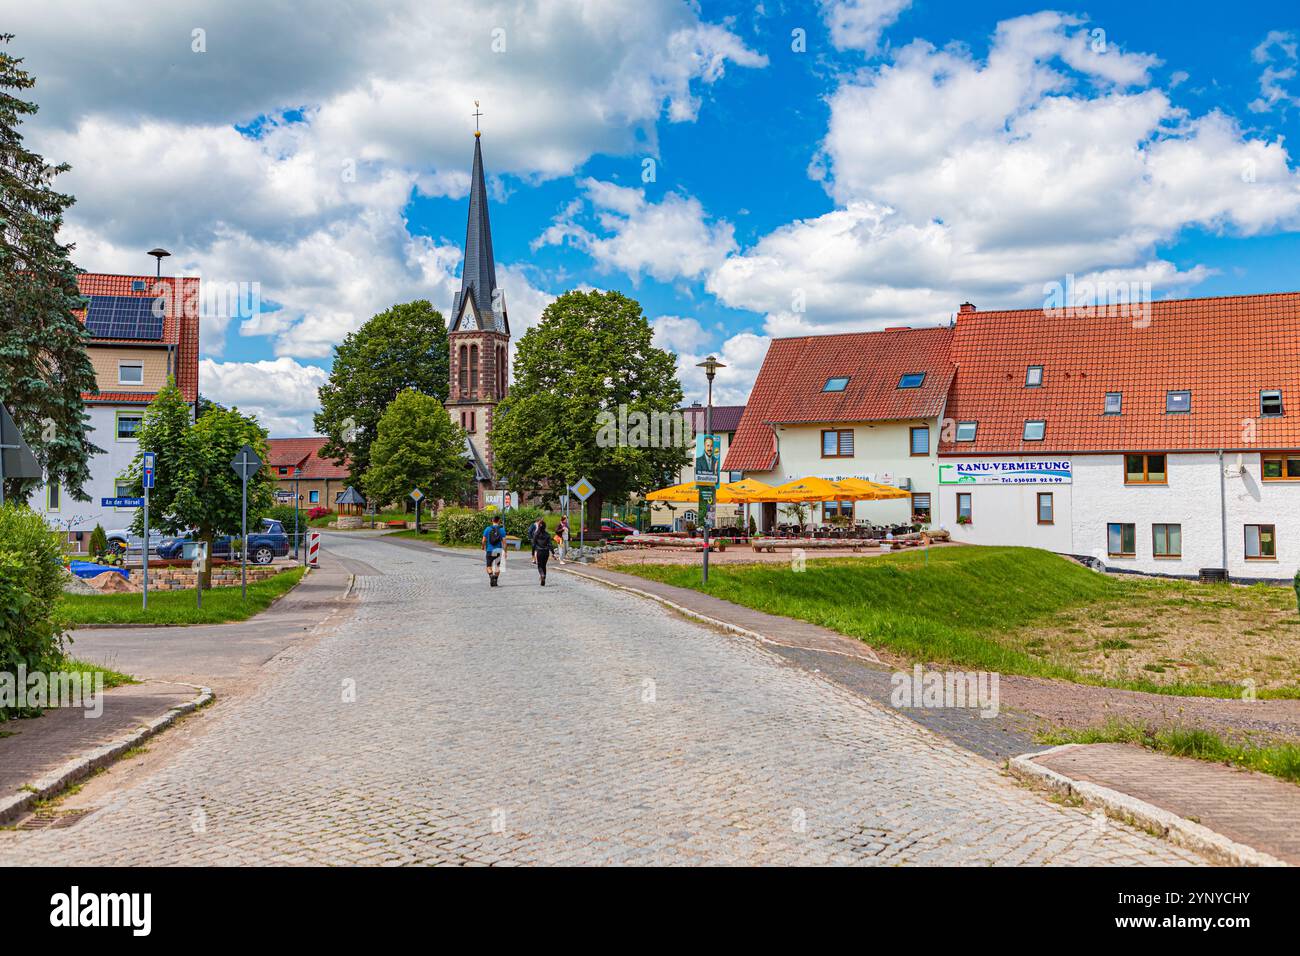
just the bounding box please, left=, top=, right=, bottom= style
left=156, top=519, right=290, bottom=565
left=104, top=529, right=164, bottom=557
left=600, top=517, right=637, bottom=535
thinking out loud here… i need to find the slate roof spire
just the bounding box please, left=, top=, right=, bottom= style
left=452, top=130, right=507, bottom=334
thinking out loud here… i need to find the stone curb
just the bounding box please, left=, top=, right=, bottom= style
left=558, top=565, right=882, bottom=665
left=0, top=685, right=214, bottom=826
left=1008, top=744, right=1289, bottom=867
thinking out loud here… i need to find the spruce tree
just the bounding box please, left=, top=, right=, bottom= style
left=0, top=33, right=99, bottom=502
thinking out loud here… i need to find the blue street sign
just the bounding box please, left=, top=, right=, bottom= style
left=142, top=451, right=156, bottom=489
left=102, top=496, right=144, bottom=508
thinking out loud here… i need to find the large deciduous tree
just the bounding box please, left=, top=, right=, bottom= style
left=491, top=290, right=687, bottom=527
left=122, top=388, right=273, bottom=588
left=0, top=34, right=99, bottom=502
left=314, top=300, right=450, bottom=485
left=363, top=389, right=469, bottom=509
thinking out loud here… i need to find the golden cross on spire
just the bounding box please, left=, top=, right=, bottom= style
left=473, top=100, right=483, bottom=136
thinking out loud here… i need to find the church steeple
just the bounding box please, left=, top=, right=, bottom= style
left=451, top=130, right=507, bottom=335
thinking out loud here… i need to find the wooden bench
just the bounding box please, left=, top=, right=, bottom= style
left=625, top=535, right=724, bottom=551
left=750, top=537, right=880, bottom=553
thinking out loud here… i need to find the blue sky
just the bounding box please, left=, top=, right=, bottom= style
left=11, top=1, right=1300, bottom=433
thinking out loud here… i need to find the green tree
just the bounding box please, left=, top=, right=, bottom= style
left=121, top=396, right=273, bottom=588
left=490, top=290, right=687, bottom=527
left=363, top=389, right=469, bottom=509
left=0, top=34, right=99, bottom=502
left=124, top=378, right=191, bottom=535
left=314, top=300, right=450, bottom=485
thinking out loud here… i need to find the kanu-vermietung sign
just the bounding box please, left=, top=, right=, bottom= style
left=939, top=461, right=1072, bottom=485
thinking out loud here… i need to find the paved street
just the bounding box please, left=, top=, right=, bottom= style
left=0, top=534, right=1202, bottom=865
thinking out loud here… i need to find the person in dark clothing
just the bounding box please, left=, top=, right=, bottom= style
left=531, top=520, right=555, bottom=586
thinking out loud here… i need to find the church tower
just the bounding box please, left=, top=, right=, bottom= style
left=448, top=127, right=509, bottom=508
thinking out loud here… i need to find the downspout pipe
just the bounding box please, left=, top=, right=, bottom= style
left=1218, top=449, right=1228, bottom=578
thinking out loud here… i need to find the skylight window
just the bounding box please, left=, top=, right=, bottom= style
left=955, top=421, right=978, bottom=442
left=1261, top=389, right=1284, bottom=417
left=1023, top=420, right=1046, bottom=441
left=823, top=376, right=850, bottom=392
left=898, top=372, right=926, bottom=389
left=1025, top=366, right=1044, bottom=387
left=1104, top=392, right=1122, bottom=415
left=1166, top=390, right=1191, bottom=414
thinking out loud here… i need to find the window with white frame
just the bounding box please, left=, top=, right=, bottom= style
left=118, top=362, right=144, bottom=385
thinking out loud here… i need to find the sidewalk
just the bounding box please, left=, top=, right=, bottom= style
left=563, top=562, right=1298, bottom=866
left=1, top=547, right=359, bottom=824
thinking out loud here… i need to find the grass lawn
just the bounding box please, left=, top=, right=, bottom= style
left=1039, top=720, right=1300, bottom=784
left=619, top=546, right=1300, bottom=698
left=58, top=567, right=307, bottom=627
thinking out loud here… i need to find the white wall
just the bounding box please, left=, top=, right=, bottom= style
left=747, top=419, right=937, bottom=528
left=947, top=452, right=1300, bottom=580
left=940, top=458, right=1074, bottom=553
left=30, top=404, right=147, bottom=540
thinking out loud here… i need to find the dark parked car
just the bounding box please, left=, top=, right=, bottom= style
left=600, top=517, right=637, bottom=536
left=157, top=519, right=290, bottom=565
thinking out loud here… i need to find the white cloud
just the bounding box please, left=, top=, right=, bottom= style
left=708, top=11, right=1300, bottom=338
left=651, top=315, right=712, bottom=354
left=12, top=0, right=764, bottom=362
left=672, top=331, right=771, bottom=407
left=535, top=178, right=737, bottom=282
left=199, top=358, right=330, bottom=437
left=1249, top=30, right=1300, bottom=113
left=819, top=0, right=912, bottom=54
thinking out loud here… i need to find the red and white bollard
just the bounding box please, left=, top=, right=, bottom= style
left=307, top=531, right=321, bottom=568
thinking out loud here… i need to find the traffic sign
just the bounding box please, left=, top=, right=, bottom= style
left=558, top=494, right=569, bottom=509
left=571, top=477, right=595, bottom=501
left=230, top=444, right=263, bottom=480
left=409, top=488, right=424, bottom=502
left=101, top=496, right=144, bottom=508
left=142, top=451, right=156, bottom=489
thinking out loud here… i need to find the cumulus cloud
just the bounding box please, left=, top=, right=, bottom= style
left=534, top=178, right=737, bottom=282
left=708, top=11, right=1300, bottom=339
left=199, top=358, right=330, bottom=437
left=819, top=0, right=912, bottom=54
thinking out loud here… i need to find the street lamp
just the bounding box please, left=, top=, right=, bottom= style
left=695, top=355, right=725, bottom=584
left=293, top=466, right=302, bottom=561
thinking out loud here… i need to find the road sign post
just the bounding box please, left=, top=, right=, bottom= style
left=141, top=451, right=156, bottom=611
left=230, top=444, right=263, bottom=601
left=192, top=541, right=207, bottom=610
left=571, top=477, right=595, bottom=552
left=410, top=488, right=424, bottom=534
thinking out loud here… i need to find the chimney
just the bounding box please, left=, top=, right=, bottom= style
left=959, top=302, right=976, bottom=314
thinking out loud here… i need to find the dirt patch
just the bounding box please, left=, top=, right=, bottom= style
left=1025, top=580, right=1300, bottom=692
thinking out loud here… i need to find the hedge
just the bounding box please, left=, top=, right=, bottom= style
left=437, top=506, right=545, bottom=545
left=0, top=505, right=69, bottom=719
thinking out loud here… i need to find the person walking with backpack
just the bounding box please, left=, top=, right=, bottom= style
left=531, top=518, right=555, bottom=586
left=483, top=514, right=506, bottom=587
left=527, top=515, right=545, bottom=566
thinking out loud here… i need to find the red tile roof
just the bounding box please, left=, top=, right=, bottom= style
left=940, top=293, right=1300, bottom=454
left=681, top=404, right=746, bottom=434
left=87, top=392, right=158, bottom=405
left=75, top=273, right=201, bottom=403
left=266, top=437, right=350, bottom=479
left=725, top=326, right=955, bottom=471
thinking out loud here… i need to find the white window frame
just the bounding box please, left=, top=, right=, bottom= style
left=118, top=361, right=145, bottom=385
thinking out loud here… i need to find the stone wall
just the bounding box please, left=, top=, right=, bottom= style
left=126, top=565, right=293, bottom=591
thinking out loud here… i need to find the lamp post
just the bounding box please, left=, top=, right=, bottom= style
left=696, top=355, right=725, bottom=584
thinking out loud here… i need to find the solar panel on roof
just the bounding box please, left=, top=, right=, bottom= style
left=84, top=295, right=165, bottom=341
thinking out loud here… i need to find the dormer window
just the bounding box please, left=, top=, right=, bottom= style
left=1104, top=392, right=1122, bottom=415
left=1025, top=366, right=1043, bottom=387
left=897, top=372, right=926, bottom=389
left=822, top=376, right=850, bottom=392
left=1166, top=390, right=1191, bottom=414
left=954, top=421, right=978, bottom=442
left=1261, top=390, right=1284, bottom=417
left=1023, top=420, right=1046, bottom=441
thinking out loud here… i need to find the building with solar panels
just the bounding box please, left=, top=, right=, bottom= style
left=30, top=272, right=200, bottom=548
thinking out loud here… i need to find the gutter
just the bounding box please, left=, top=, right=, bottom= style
left=1218, top=449, right=1228, bottom=573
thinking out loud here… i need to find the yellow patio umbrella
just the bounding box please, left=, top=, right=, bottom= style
left=644, top=481, right=699, bottom=503
left=717, top=477, right=776, bottom=502
left=832, top=477, right=911, bottom=500
left=767, top=475, right=848, bottom=502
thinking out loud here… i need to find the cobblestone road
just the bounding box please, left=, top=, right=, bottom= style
left=0, top=536, right=1202, bottom=865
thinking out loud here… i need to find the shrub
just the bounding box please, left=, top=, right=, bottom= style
left=264, top=504, right=302, bottom=527
left=308, top=506, right=331, bottom=521
left=0, top=506, right=69, bottom=718
left=88, top=523, right=108, bottom=558
left=437, top=506, right=546, bottom=545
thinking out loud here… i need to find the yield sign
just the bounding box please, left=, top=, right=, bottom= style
left=570, top=477, right=595, bottom=501
left=230, top=444, right=263, bottom=480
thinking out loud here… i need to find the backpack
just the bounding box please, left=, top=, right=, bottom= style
left=488, top=526, right=503, bottom=547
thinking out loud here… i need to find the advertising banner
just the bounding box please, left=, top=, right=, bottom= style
left=939, top=460, right=1072, bottom=485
